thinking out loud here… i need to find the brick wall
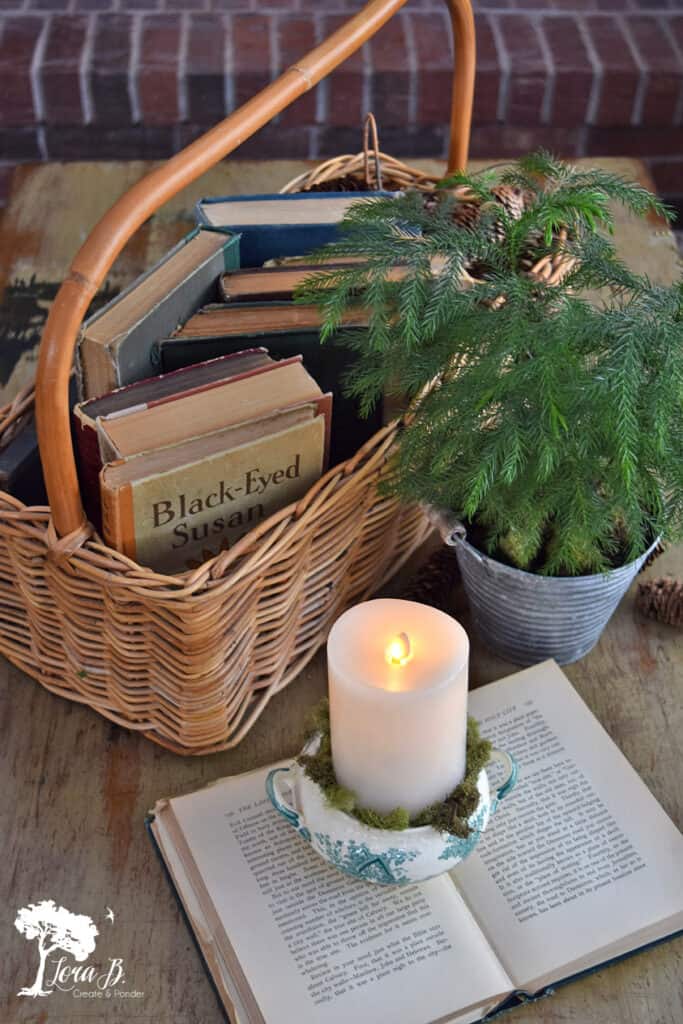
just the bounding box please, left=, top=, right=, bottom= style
left=0, top=0, right=681, bottom=213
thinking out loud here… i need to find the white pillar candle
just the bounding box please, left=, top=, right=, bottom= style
left=327, top=598, right=469, bottom=817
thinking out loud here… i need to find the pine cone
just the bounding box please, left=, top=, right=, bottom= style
left=491, top=184, right=528, bottom=221
left=636, top=577, right=683, bottom=628
left=451, top=200, right=481, bottom=231
left=638, top=539, right=667, bottom=573
left=401, top=546, right=460, bottom=612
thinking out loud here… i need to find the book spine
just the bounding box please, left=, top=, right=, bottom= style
left=78, top=335, right=119, bottom=400
left=100, top=477, right=136, bottom=560
left=72, top=412, right=106, bottom=532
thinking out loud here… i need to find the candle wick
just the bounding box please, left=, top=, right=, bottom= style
left=386, top=632, right=411, bottom=666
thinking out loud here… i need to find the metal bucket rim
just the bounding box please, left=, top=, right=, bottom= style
left=452, top=532, right=660, bottom=586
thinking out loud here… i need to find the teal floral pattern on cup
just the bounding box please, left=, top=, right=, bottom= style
left=267, top=744, right=517, bottom=885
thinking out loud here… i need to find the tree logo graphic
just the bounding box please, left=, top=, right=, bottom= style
left=14, top=900, right=98, bottom=998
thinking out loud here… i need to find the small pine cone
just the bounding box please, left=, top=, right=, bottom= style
left=402, top=546, right=460, bottom=612
left=451, top=200, right=481, bottom=231
left=519, top=227, right=547, bottom=272
left=491, top=184, right=528, bottom=221
left=638, top=539, right=667, bottom=573
left=636, top=577, right=683, bottom=628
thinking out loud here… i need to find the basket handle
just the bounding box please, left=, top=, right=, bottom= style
left=35, top=0, right=475, bottom=540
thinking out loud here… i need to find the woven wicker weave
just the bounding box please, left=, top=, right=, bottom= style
left=0, top=0, right=475, bottom=754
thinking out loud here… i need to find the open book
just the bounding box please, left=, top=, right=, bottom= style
left=148, top=661, right=683, bottom=1024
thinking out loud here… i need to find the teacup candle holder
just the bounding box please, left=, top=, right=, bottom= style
left=266, top=734, right=517, bottom=886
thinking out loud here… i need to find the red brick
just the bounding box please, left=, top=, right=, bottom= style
left=137, top=15, right=181, bottom=125
left=29, top=0, right=68, bottom=9
left=0, top=162, right=15, bottom=208
left=671, top=16, right=683, bottom=52
left=229, top=13, right=271, bottom=110
left=317, top=123, right=446, bottom=161
left=370, top=15, right=411, bottom=126
left=0, top=16, right=42, bottom=125
left=542, top=16, right=593, bottom=126
left=44, top=123, right=175, bottom=160
left=210, top=0, right=251, bottom=9
left=275, top=16, right=316, bottom=127
left=0, top=126, right=41, bottom=159
left=412, top=11, right=452, bottom=124
left=586, top=125, right=683, bottom=157
left=470, top=122, right=583, bottom=159
left=473, top=15, right=503, bottom=124
left=122, top=0, right=160, bottom=9
left=90, top=14, right=133, bottom=124
left=322, top=14, right=365, bottom=127
left=180, top=120, right=313, bottom=159
left=166, top=0, right=207, bottom=10
left=627, top=16, right=682, bottom=125
left=649, top=160, right=683, bottom=196
left=75, top=0, right=114, bottom=12
left=583, top=15, right=639, bottom=126
left=498, top=13, right=548, bottom=123
left=41, top=15, right=88, bottom=124
left=186, top=13, right=226, bottom=124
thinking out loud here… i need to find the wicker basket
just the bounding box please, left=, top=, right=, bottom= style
left=281, top=113, right=442, bottom=194
left=0, top=0, right=476, bottom=754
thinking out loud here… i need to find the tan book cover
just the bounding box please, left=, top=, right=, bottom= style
left=96, top=357, right=332, bottom=467
left=101, top=411, right=325, bottom=574
left=176, top=303, right=369, bottom=339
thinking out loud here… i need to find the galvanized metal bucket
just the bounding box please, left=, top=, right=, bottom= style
left=430, top=512, right=659, bottom=666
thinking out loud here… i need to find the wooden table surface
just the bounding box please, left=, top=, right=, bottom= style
left=0, top=159, right=681, bottom=1024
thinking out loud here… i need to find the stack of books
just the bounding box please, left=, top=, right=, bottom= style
left=71, top=192, right=392, bottom=574
left=74, top=351, right=329, bottom=573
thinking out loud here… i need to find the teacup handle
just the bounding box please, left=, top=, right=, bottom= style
left=488, top=748, right=518, bottom=810
left=266, top=766, right=301, bottom=829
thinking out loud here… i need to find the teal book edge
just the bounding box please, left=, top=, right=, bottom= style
left=194, top=191, right=399, bottom=267
left=145, top=813, right=682, bottom=1024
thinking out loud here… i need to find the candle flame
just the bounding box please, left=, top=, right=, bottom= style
left=385, top=632, right=412, bottom=667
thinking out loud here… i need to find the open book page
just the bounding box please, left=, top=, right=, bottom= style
left=454, top=661, right=683, bottom=994
left=161, top=765, right=512, bottom=1024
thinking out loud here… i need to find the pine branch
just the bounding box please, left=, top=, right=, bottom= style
left=296, top=152, right=683, bottom=576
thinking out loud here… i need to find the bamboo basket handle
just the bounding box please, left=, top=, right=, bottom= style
left=36, top=0, right=475, bottom=539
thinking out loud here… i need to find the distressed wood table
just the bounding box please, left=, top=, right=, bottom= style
left=1, top=159, right=681, bottom=1024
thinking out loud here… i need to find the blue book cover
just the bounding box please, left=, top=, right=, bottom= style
left=194, top=191, right=400, bottom=267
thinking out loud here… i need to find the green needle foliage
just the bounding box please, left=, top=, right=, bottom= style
left=297, top=152, right=683, bottom=575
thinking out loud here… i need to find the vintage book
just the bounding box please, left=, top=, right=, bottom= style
left=73, top=349, right=272, bottom=530
left=97, top=356, right=331, bottom=467
left=0, top=377, right=78, bottom=506
left=0, top=416, right=47, bottom=506
left=194, top=192, right=399, bottom=267
left=100, top=406, right=325, bottom=573
left=77, top=227, right=239, bottom=399
left=219, top=264, right=410, bottom=303
left=174, top=303, right=368, bottom=338
left=218, top=264, right=363, bottom=303
left=148, top=660, right=683, bottom=1024
left=159, top=304, right=375, bottom=466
